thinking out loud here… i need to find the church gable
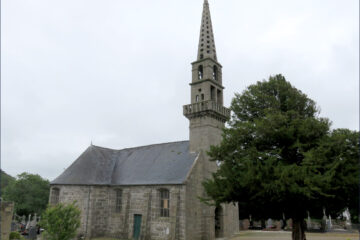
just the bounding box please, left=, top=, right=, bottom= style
left=51, top=141, right=198, bottom=186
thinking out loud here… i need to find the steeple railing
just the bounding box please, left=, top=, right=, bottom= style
left=183, top=100, right=230, bottom=120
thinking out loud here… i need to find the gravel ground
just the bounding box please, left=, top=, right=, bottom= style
left=232, top=231, right=359, bottom=240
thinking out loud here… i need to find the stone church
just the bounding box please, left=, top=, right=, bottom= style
left=50, top=1, right=239, bottom=239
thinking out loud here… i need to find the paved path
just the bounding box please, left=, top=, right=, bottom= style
left=230, top=231, right=359, bottom=240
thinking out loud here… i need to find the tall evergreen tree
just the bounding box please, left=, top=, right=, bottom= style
left=203, top=74, right=359, bottom=240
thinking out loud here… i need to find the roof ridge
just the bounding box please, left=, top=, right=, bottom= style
left=91, top=140, right=189, bottom=152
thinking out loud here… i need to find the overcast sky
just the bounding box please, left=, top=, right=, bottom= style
left=2, top=0, right=359, bottom=181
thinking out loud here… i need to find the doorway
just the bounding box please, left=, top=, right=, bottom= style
left=215, top=206, right=224, bottom=238
left=133, top=214, right=142, bottom=240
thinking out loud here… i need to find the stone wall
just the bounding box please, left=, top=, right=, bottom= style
left=184, top=152, right=239, bottom=240
left=51, top=184, right=186, bottom=240
left=1, top=201, right=14, bottom=240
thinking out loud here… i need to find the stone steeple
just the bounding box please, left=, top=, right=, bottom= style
left=183, top=0, right=230, bottom=153
left=197, top=0, right=217, bottom=61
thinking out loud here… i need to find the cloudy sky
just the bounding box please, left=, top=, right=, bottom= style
left=2, top=0, right=359, bottom=181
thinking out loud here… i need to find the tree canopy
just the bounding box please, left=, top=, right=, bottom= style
left=0, top=170, right=15, bottom=195
left=3, top=172, right=50, bottom=216
left=203, top=74, right=359, bottom=240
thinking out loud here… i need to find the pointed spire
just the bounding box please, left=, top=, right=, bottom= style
left=197, top=0, right=217, bottom=61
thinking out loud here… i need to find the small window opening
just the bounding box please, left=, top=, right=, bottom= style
left=115, top=189, right=122, bottom=212
left=213, top=66, right=218, bottom=81
left=211, top=86, right=216, bottom=101
left=198, top=88, right=202, bottom=92
left=200, top=54, right=204, bottom=59
left=196, top=95, right=199, bottom=102
left=198, top=65, right=203, bottom=79
left=160, top=189, right=170, bottom=217
left=217, top=89, right=223, bottom=105
left=207, top=50, right=210, bottom=53
left=50, top=188, right=60, bottom=205
left=201, top=94, right=205, bottom=100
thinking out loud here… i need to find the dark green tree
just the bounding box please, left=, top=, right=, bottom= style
left=0, top=170, right=15, bottom=195
left=203, top=74, right=359, bottom=240
left=40, top=202, right=81, bottom=240
left=3, top=172, right=50, bottom=216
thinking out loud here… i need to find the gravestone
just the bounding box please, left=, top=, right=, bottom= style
left=28, top=226, right=38, bottom=240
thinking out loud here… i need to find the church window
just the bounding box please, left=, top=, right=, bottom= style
left=198, top=65, right=203, bottom=79
left=50, top=188, right=60, bottom=205
left=196, top=95, right=199, bottom=102
left=201, top=94, right=205, bottom=100
left=211, top=86, right=216, bottom=101
left=213, top=66, right=218, bottom=81
left=217, top=89, right=223, bottom=105
left=115, top=189, right=122, bottom=212
left=160, top=189, right=170, bottom=217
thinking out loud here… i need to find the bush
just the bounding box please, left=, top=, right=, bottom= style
left=9, top=231, right=24, bottom=240
left=40, top=202, right=81, bottom=240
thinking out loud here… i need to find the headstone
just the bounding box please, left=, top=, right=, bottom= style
left=21, top=215, right=26, bottom=225
left=266, top=218, right=273, bottom=228
left=307, top=212, right=312, bottom=229
left=28, top=226, right=38, bottom=240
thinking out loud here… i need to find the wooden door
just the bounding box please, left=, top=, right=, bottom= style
left=133, top=214, right=142, bottom=240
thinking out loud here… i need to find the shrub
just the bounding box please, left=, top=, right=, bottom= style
left=9, top=231, right=24, bottom=240
left=40, top=202, right=81, bottom=240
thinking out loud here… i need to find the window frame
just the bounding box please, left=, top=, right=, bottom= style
left=159, top=189, right=170, bottom=217
left=115, top=189, right=123, bottom=213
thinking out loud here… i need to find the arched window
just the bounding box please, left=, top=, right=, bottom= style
left=50, top=188, right=60, bottom=205
left=159, top=189, right=170, bottom=217
left=198, top=65, right=203, bottom=80
left=213, top=66, right=218, bottom=81
left=115, top=189, right=122, bottom=213
left=200, top=54, right=204, bottom=59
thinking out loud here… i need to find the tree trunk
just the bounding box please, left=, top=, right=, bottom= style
left=292, top=219, right=306, bottom=240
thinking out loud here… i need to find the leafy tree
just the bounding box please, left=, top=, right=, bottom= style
left=40, top=202, right=81, bottom=240
left=203, top=74, right=359, bottom=240
left=3, top=172, right=50, bottom=216
left=0, top=170, right=15, bottom=195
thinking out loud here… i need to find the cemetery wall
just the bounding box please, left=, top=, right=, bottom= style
left=1, top=201, right=14, bottom=240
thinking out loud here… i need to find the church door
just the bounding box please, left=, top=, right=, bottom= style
left=215, top=206, right=224, bottom=238
left=133, top=214, right=142, bottom=240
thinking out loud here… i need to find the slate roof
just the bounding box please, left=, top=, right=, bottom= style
left=51, top=141, right=198, bottom=186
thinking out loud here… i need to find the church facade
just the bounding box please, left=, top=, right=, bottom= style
left=50, top=1, right=239, bottom=239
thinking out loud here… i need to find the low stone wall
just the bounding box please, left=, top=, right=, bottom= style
left=1, top=201, right=14, bottom=240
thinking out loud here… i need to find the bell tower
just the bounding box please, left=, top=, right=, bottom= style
left=183, top=0, right=230, bottom=153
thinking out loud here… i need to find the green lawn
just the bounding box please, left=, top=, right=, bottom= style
left=232, top=231, right=359, bottom=240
